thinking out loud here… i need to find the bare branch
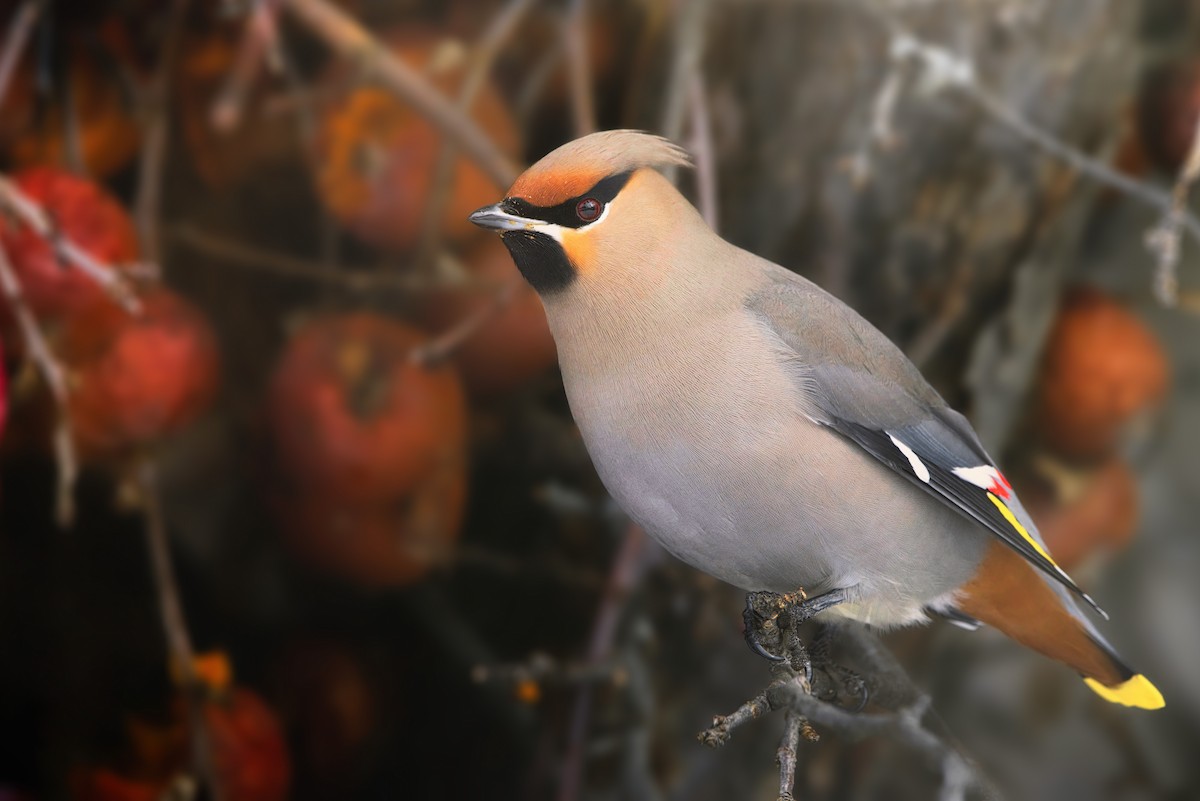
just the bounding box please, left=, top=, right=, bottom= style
left=699, top=626, right=997, bottom=800
left=660, top=0, right=714, bottom=186
left=210, top=0, right=284, bottom=133
left=135, top=0, right=191, bottom=262
left=1145, top=92, right=1200, bottom=306
left=409, top=279, right=521, bottom=367
left=559, top=524, right=651, bottom=801
left=687, top=72, right=719, bottom=229
left=0, top=174, right=145, bottom=312
left=859, top=5, right=1200, bottom=305
left=564, top=0, right=596, bottom=137
left=0, top=242, right=76, bottom=526
left=416, top=0, right=536, bottom=262
left=137, top=460, right=223, bottom=801
left=169, top=224, right=502, bottom=291
left=0, top=1, right=40, bottom=105
left=283, top=0, right=520, bottom=189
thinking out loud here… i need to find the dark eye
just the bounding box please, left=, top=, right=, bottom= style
left=575, top=197, right=601, bottom=222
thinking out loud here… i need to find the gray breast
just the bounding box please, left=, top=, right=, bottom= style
left=557, top=307, right=988, bottom=626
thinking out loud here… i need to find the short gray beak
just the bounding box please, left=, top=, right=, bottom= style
left=468, top=203, right=537, bottom=232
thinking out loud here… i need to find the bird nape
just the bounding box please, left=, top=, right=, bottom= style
left=469, top=129, right=1164, bottom=711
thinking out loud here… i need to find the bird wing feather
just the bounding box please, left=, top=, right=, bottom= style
left=744, top=264, right=1106, bottom=618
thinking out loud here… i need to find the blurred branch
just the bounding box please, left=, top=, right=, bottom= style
left=417, top=0, right=535, bottom=263
left=410, top=280, right=521, bottom=367
left=660, top=0, right=713, bottom=185
left=559, top=524, right=650, bottom=801
left=135, top=0, right=190, bottom=263
left=1145, top=92, right=1200, bottom=306
left=0, top=1, right=39, bottom=103
left=0, top=174, right=145, bottom=312
left=859, top=7, right=1200, bottom=305
left=211, top=0, right=283, bottom=133
left=564, top=0, right=596, bottom=136
left=472, top=651, right=626, bottom=690
left=137, top=460, right=222, bottom=801
left=0, top=242, right=76, bottom=526
left=284, top=0, right=520, bottom=188
left=699, top=625, right=995, bottom=801
left=170, top=224, right=504, bottom=291
left=687, top=72, right=718, bottom=229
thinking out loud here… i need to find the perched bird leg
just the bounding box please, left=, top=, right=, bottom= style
left=743, top=591, right=788, bottom=662
left=743, top=587, right=851, bottom=681
left=808, top=624, right=870, bottom=712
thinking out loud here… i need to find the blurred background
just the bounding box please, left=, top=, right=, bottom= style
left=0, top=0, right=1197, bottom=799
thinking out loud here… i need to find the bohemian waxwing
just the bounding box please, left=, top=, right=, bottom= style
left=469, top=129, right=1164, bottom=710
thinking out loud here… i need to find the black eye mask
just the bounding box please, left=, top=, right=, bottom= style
left=500, top=171, right=633, bottom=229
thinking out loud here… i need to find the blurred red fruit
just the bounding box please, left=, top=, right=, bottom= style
left=0, top=34, right=141, bottom=179
left=316, top=34, right=521, bottom=250
left=71, top=769, right=161, bottom=801
left=205, top=688, right=292, bottom=801
left=423, top=239, right=557, bottom=395
left=58, top=289, right=220, bottom=457
left=176, top=31, right=304, bottom=189
left=74, top=688, right=290, bottom=801
left=1035, top=287, right=1169, bottom=462
left=267, top=313, right=467, bottom=506
left=0, top=167, right=139, bottom=319
left=276, top=457, right=467, bottom=586
left=1021, top=458, right=1139, bottom=573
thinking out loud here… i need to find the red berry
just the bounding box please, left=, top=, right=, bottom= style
left=266, top=313, right=466, bottom=506
left=59, top=289, right=220, bottom=457
left=0, top=168, right=139, bottom=319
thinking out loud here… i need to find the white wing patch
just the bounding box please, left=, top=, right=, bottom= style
left=888, top=433, right=930, bottom=483
left=952, top=465, right=1004, bottom=491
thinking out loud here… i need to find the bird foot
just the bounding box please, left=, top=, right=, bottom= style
left=742, top=589, right=858, bottom=694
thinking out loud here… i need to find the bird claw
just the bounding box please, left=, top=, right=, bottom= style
left=743, top=592, right=786, bottom=662
left=742, top=591, right=862, bottom=702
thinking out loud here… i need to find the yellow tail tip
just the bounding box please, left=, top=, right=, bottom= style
left=1084, top=675, right=1165, bottom=710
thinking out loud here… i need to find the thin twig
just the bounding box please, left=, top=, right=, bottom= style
left=1145, top=92, right=1200, bottom=306
left=410, top=279, right=521, bottom=367
left=0, top=1, right=40, bottom=104
left=169, top=224, right=502, bottom=291
left=659, top=0, right=713, bottom=186
left=211, top=0, right=283, bottom=132
left=0, top=174, right=144, bottom=312
left=416, top=0, right=535, bottom=263
left=472, top=651, right=626, bottom=689
left=0, top=242, right=76, bottom=526
left=563, top=0, right=596, bottom=137
left=284, top=0, right=520, bottom=188
left=699, top=626, right=997, bottom=799
left=558, top=524, right=649, bottom=801
left=137, top=459, right=223, bottom=801
left=135, top=0, right=191, bottom=263
left=860, top=7, right=1200, bottom=305
left=776, top=710, right=815, bottom=801
left=687, top=72, right=718, bottom=229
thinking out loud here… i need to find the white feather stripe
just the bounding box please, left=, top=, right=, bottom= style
left=888, top=434, right=931, bottom=483
left=951, top=464, right=1003, bottom=490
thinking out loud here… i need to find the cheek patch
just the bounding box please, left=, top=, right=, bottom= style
left=561, top=229, right=598, bottom=275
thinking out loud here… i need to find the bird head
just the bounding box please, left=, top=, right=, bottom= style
left=469, top=130, right=699, bottom=301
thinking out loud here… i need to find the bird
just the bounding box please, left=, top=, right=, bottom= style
left=468, top=129, right=1164, bottom=710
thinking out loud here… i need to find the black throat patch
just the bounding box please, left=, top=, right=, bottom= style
left=500, top=230, right=575, bottom=295
left=495, top=170, right=633, bottom=296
